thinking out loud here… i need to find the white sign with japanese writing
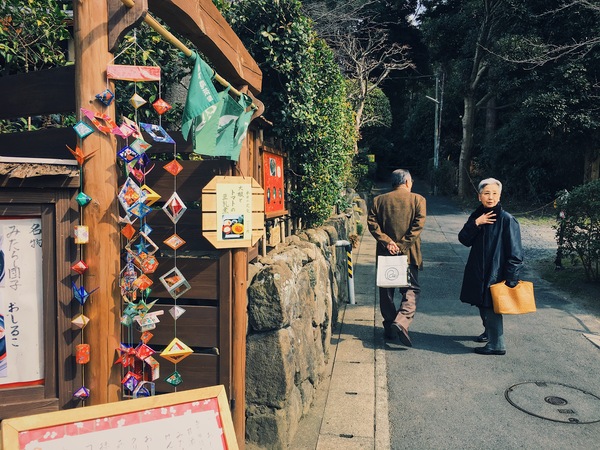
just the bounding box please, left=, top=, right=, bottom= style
left=0, top=217, right=44, bottom=387
left=216, top=183, right=252, bottom=242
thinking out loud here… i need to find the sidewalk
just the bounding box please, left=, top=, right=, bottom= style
left=291, top=220, right=389, bottom=449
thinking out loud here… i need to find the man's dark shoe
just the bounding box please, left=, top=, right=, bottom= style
left=383, top=324, right=396, bottom=340
left=475, top=332, right=489, bottom=343
left=474, top=347, right=506, bottom=355
left=392, top=322, right=412, bottom=347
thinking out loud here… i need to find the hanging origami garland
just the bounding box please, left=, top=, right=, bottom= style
left=68, top=111, right=98, bottom=403
left=104, top=32, right=168, bottom=398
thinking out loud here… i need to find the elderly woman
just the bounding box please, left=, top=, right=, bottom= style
left=458, top=178, right=523, bottom=355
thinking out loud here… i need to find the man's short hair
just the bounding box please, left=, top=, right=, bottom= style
left=391, top=169, right=412, bottom=188
left=478, top=178, right=502, bottom=193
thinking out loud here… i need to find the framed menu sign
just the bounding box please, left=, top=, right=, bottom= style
left=201, top=176, right=264, bottom=249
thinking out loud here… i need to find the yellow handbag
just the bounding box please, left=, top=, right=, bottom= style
left=490, top=280, right=536, bottom=315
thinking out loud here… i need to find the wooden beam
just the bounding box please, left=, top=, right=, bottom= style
left=107, top=0, right=148, bottom=53
left=73, top=0, right=121, bottom=405
left=148, top=0, right=262, bottom=95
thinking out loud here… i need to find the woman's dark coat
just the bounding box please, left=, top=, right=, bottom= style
left=458, top=204, right=523, bottom=308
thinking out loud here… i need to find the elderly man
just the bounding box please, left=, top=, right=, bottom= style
left=367, top=169, right=426, bottom=347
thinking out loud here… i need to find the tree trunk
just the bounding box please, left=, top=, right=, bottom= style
left=485, top=95, right=497, bottom=144
left=458, top=94, right=476, bottom=197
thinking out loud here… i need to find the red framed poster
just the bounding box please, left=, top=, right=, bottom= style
left=262, top=151, right=286, bottom=216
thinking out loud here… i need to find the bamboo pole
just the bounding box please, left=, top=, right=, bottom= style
left=119, top=0, right=257, bottom=108
left=73, top=0, right=122, bottom=404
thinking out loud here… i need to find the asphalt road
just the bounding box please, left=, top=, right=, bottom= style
left=385, top=187, right=600, bottom=449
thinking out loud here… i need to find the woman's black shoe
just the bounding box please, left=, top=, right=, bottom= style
left=475, top=333, right=488, bottom=343
left=474, top=347, right=506, bottom=355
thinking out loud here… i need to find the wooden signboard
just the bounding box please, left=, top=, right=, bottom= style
left=1, top=385, right=238, bottom=450
left=202, top=176, right=264, bottom=249
left=262, top=150, right=287, bottom=218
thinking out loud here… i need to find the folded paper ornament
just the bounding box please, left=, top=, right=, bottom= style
left=140, top=223, right=153, bottom=235
left=163, top=234, right=186, bottom=250
left=135, top=343, right=156, bottom=361
left=128, top=202, right=152, bottom=220
left=133, top=381, right=155, bottom=398
left=163, top=159, right=183, bottom=176
left=141, top=185, right=161, bottom=206
left=140, top=122, right=175, bottom=144
left=81, top=108, right=124, bottom=137
left=159, top=267, right=191, bottom=299
left=74, top=225, right=89, bottom=244
left=121, top=223, right=136, bottom=240
left=117, top=145, right=141, bottom=164
left=72, top=282, right=99, bottom=305
left=152, top=98, right=172, bottom=115
left=140, top=331, right=153, bottom=344
left=67, top=144, right=96, bottom=166
left=119, top=116, right=142, bottom=138
left=162, top=192, right=187, bottom=224
left=73, top=386, right=90, bottom=400
left=71, top=313, right=90, bottom=330
left=76, top=343, right=91, bottom=364
left=122, top=371, right=142, bottom=391
left=143, top=356, right=160, bottom=381
left=169, top=305, right=186, bottom=320
left=165, top=371, right=183, bottom=387
left=76, top=191, right=92, bottom=207
left=73, top=121, right=94, bottom=139
left=118, top=178, right=145, bottom=211
left=130, top=93, right=147, bottom=109
left=130, top=138, right=152, bottom=154
left=71, top=259, right=89, bottom=275
left=95, top=88, right=115, bottom=106
left=133, top=274, right=153, bottom=291
left=160, top=337, right=193, bottom=364
left=115, top=344, right=136, bottom=367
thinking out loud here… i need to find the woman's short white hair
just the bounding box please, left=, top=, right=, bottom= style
left=478, top=178, right=502, bottom=193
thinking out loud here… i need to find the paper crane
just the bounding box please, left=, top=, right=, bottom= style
left=72, top=281, right=99, bottom=305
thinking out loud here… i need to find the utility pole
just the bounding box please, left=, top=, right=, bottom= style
left=426, top=72, right=443, bottom=195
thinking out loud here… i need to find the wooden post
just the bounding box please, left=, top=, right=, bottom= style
left=231, top=248, right=248, bottom=448
left=73, top=0, right=121, bottom=404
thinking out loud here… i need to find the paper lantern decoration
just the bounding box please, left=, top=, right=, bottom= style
left=163, top=159, right=183, bottom=176
left=74, top=225, right=89, bottom=244
left=76, top=343, right=91, bottom=364
left=71, top=259, right=89, bottom=275
left=72, top=282, right=99, bottom=305
left=162, top=192, right=187, bottom=224
left=130, top=138, right=152, bottom=154
left=95, top=88, right=115, bottom=106
left=141, top=185, right=161, bottom=206
left=73, top=386, right=90, bottom=400
left=76, top=192, right=92, bottom=207
left=73, top=121, right=94, bottom=139
left=163, top=234, right=186, bottom=250
left=169, top=305, right=186, bottom=320
left=140, top=122, right=176, bottom=144
left=165, top=371, right=183, bottom=387
left=133, top=381, right=155, bottom=398
left=130, top=93, right=147, bottom=109
left=159, top=267, right=191, bottom=299
left=160, top=338, right=193, bottom=365
left=71, top=313, right=90, bottom=329
left=152, top=98, right=172, bottom=115
left=117, top=145, right=141, bottom=163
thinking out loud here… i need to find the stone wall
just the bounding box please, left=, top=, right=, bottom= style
left=244, top=213, right=357, bottom=449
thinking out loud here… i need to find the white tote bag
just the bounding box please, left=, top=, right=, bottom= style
left=376, top=255, right=410, bottom=288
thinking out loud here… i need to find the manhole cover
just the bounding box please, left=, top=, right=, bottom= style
left=505, top=382, right=600, bottom=424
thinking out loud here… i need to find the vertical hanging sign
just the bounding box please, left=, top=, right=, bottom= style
left=0, top=217, right=44, bottom=388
